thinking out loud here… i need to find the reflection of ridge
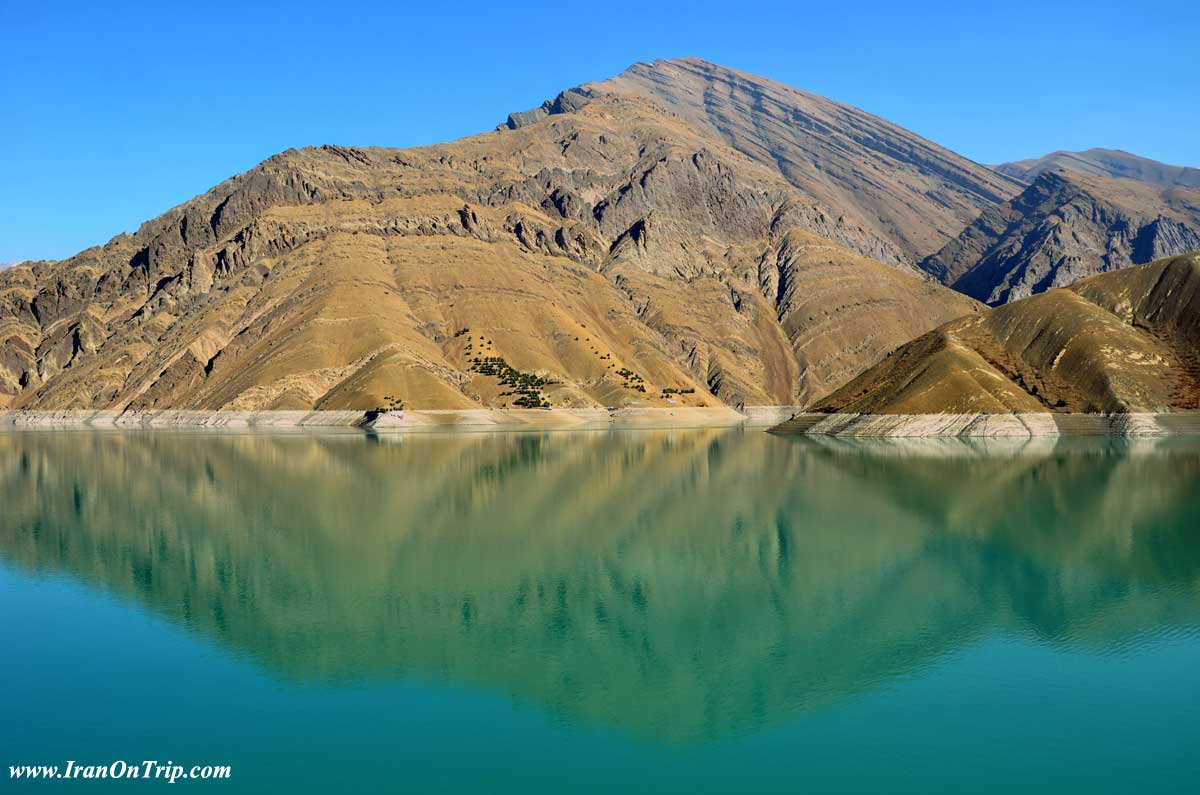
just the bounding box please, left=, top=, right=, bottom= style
left=0, top=431, right=1198, bottom=743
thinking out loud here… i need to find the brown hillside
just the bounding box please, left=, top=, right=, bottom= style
left=816, top=253, right=1200, bottom=414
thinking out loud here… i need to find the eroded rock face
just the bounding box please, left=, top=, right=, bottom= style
left=921, top=170, right=1200, bottom=305
left=0, top=59, right=984, bottom=411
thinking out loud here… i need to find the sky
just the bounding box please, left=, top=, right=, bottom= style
left=2, top=0, right=1197, bottom=263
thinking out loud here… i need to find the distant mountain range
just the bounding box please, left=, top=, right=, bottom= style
left=1, top=58, right=1196, bottom=414
left=921, top=169, right=1200, bottom=304
left=995, top=148, right=1200, bottom=189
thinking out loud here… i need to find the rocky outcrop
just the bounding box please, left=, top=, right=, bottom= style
left=502, top=87, right=599, bottom=129
left=921, top=170, right=1200, bottom=304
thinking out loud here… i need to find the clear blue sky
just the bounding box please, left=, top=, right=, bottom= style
left=2, top=0, right=1197, bottom=262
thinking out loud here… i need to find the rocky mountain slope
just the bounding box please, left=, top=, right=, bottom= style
left=815, top=253, right=1200, bottom=414
left=514, top=58, right=1022, bottom=261
left=920, top=170, right=1200, bottom=304
left=0, top=59, right=984, bottom=412
left=996, top=148, right=1200, bottom=189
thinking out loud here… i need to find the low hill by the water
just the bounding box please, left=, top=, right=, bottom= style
left=816, top=253, right=1200, bottom=414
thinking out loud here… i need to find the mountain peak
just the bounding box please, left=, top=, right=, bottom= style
left=504, top=57, right=1019, bottom=260
left=619, top=56, right=716, bottom=71
left=498, top=57, right=734, bottom=131
left=613, top=56, right=759, bottom=81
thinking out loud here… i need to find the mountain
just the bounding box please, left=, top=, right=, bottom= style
left=513, top=58, right=1022, bottom=260
left=0, top=58, right=984, bottom=412
left=996, top=148, right=1200, bottom=189
left=814, top=253, right=1200, bottom=415
left=920, top=170, right=1200, bottom=304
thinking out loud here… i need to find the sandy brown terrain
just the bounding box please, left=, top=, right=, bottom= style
left=815, top=253, right=1200, bottom=415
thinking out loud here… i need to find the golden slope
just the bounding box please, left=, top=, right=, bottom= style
left=816, top=253, right=1200, bottom=414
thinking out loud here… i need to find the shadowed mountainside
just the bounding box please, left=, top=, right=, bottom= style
left=1, top=430, right=1197, bottom=742
left=817, top=253, right=1200, bottom=414
left=0, top=58, right=987, bottom=412
left=921, top=170, right=1200, bottom=304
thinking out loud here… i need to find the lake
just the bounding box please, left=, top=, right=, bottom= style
left=2, top=429, right=1198, bottom=792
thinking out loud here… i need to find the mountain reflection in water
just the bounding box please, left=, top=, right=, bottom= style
left=1, top=429, right=1198, bottom=743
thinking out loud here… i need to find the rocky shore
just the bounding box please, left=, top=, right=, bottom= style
left=770, top=412, right=1200, bottom=437
left=0, top=406, right=804, bottom=432
left=6, top=408, right=1199, bottom=437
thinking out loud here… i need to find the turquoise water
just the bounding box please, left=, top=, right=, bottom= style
left=2, top=429, right=1199, bottom=792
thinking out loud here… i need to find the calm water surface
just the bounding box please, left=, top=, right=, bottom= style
left=2, top=429, right=1199, bottom=792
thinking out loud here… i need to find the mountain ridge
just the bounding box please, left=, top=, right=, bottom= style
left=919, top=169, right=1200, bottom=304
left=996, top=148, right=1200, bottom=189
left=509, top=57, right=1022, bottom=260
left=0, top=63, right=983, bottom=411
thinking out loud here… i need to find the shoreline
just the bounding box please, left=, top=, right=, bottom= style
left=4, top=408, right=1199, bottom=437
left=0, top=406, right=804, bottom=433
left=769, top=412, right=1200, bottom=437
